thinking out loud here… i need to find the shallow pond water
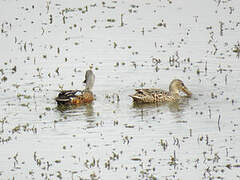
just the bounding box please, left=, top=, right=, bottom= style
left=0, top=0, right=240, bottom=179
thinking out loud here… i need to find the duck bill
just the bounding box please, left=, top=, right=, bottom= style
left=182, top=86, right=192, bottom=97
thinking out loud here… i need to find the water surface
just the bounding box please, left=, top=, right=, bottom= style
left=0, top=0, right=240, bottom=179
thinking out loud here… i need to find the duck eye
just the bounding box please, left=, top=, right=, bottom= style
left=181, top=83, right=184, bottom=86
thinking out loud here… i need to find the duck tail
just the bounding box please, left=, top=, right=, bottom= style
left=129, top=95, right=142, bottom=102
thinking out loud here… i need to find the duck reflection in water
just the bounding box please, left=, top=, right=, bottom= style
left=56, top=103, right=94, bottom=117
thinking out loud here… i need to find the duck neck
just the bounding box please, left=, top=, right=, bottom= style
left=168, top=88, right=180, bottom=100
left=84, top=87, right=91, bottom=92
left=169, top=84, right=179, bottom=96
left=85, top=78, right=94, bottom=92
left=85, top=83, right=93, bottom=92
left=84, top=71, right=95, bottom=92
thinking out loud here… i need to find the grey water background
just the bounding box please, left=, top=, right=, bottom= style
left=0, top=0, right=240, bottom=179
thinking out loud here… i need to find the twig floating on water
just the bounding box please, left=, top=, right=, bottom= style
left=217, top=114, right=221, bottom=132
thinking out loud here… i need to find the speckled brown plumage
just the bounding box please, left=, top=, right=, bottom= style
left=130, top=79, right=192, bottom=103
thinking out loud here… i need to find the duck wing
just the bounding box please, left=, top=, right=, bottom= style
left=130, top=88, right=168, bottom=103
left=56, top=90, right=83, bottom=103
left=135, top=88, right=167, bottom=95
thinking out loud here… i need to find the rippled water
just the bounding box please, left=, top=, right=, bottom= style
left=1, top=0, right=240, bottom=179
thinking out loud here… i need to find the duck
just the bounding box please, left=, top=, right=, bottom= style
left=56, top=70, right=95, bottom=105
left=129, top=79, right=192, bottom=103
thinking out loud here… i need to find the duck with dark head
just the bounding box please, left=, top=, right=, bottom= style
left=56, top=70, right=95, bottom=105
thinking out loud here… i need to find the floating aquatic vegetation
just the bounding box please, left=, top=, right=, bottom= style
left=233, top=42, right=240, bottom=57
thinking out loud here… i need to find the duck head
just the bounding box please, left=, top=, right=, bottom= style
left=169, top=79, right=192, bottom=97
left=83, top=70, right=95, bottom=91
